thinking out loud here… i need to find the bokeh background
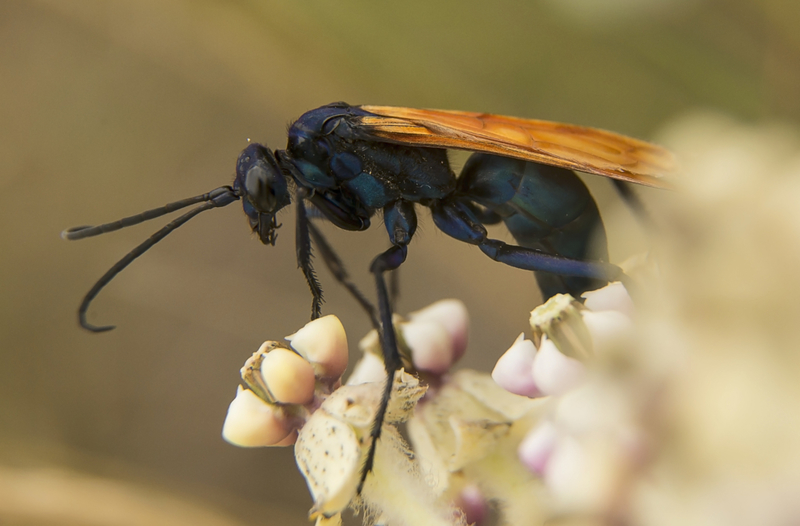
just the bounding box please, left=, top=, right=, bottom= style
left=2, top=1, right=798, bottom=524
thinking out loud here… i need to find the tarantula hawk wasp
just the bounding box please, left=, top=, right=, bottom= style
left=63, top=102, right=675, bottom=493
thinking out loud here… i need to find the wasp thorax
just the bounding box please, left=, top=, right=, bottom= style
left=234, top=143, right=291, bottom=245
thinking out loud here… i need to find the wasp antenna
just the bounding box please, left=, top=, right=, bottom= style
left=61, top=186, right=238, bottom=241
left=77, top=187, right=239, bottom=332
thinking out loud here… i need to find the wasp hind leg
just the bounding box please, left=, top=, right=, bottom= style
left=476, top=238, right=630, bottom=290
left=429, top=196, right=632, bottom=295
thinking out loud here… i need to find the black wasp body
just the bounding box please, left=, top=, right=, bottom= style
left=64, top=101, right=673, bottom=492
left=239, top=102, right=609, bottom=306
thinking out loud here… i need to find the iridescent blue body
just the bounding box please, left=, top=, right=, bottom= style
left=235, top=102, right=608, bottom=299
left=457, top=153, right=607, bottom=298
left=287, top=104, right=455, bottom=210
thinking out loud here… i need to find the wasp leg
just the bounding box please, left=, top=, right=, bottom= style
left=460, top=200, right=503, bottom=225
left=388, top=268, right=400, bottom=313
left=303, top=201, right=375, bottom=319
left=357, top=200, right=417, bottom=494
left=295, top=188, right=324, bottom=319
left=430, top=197, right=632, bottom=293
left=306, top=220, right=380, bottom=329
left=359, top=244, right=407, bottom=495
left=477, top=238, right=627, bottom=284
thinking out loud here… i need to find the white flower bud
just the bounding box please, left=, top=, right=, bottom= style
left=358, top=327, right=380, bottom=355
left=581, top=281, right=634, bottom=317
left=531, top=336, right=586, bottom=395
left=222, top=386, right=293, bottom=447
left=286, top=315, right=348, bottom=378
left=409, top=299, right=470, bottom=361
left=260, top=348, right=316, bottom=404
left=346, top=352, right=386, bottom=385
left=492, top=333, right=542, bottom=397
left=402, top=318, right=454, bottom=374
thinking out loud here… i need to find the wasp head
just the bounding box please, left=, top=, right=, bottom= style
left=234, top=143, right=291, bottom=245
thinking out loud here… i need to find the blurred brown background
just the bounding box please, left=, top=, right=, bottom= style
left=1, top=1, right=798, bottom=524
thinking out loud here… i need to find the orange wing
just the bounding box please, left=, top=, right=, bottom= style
left=357, top=105, right=676, bottom=188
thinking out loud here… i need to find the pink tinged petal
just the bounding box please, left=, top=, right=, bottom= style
left=222, top=386, right=294, bottom=447
left=581, top=281, right=634, bottom=317
left=346, top=352, right=386, bottom=385
left=402, top=319, right=454, bottom=374
left=455, top=484, right=487, bottom=526
left=580, top=310, right=634, bottom=355
left=518, top=420, right=558, bottom=476
left=531, top=336, right=586, bottom=396
left=260, top=348, right=316, bottom=404
left=286, top=315, right=349, bottom=379
left=491, top=333, right=542, bottom=397
left=409, top=299, right=470, bottom=361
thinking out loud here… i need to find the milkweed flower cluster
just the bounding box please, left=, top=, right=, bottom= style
left=348, top=299, right=470, bottom=386
left=355, top=302, right=551, bottom=524
left=221, top=291, right=641, bottom=525
left=492, top=114, right=800, bottom=525
left=491, top=283, right=644, bottom=517
left=492, top=283, right=634, bottom=399
left=221, top=303, right=473, bottom=526
left=221, top=315, right=349, bottom=449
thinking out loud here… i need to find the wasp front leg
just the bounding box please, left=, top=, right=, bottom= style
left=295, top=185, right=373, bottom=320
left=295, top=188, right=324, bottom=319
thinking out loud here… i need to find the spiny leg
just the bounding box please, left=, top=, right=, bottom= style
left=306, top=220, right=380, bottom=329
left=295, top=188, right=323, bottom=319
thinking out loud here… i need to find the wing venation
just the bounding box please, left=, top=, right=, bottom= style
left=357, top=105, right=677, bottom=188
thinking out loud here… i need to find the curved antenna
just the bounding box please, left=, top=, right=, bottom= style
left=61, top=187, right=238, bottom=240
left=68, top=186, right=240, bottom=332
